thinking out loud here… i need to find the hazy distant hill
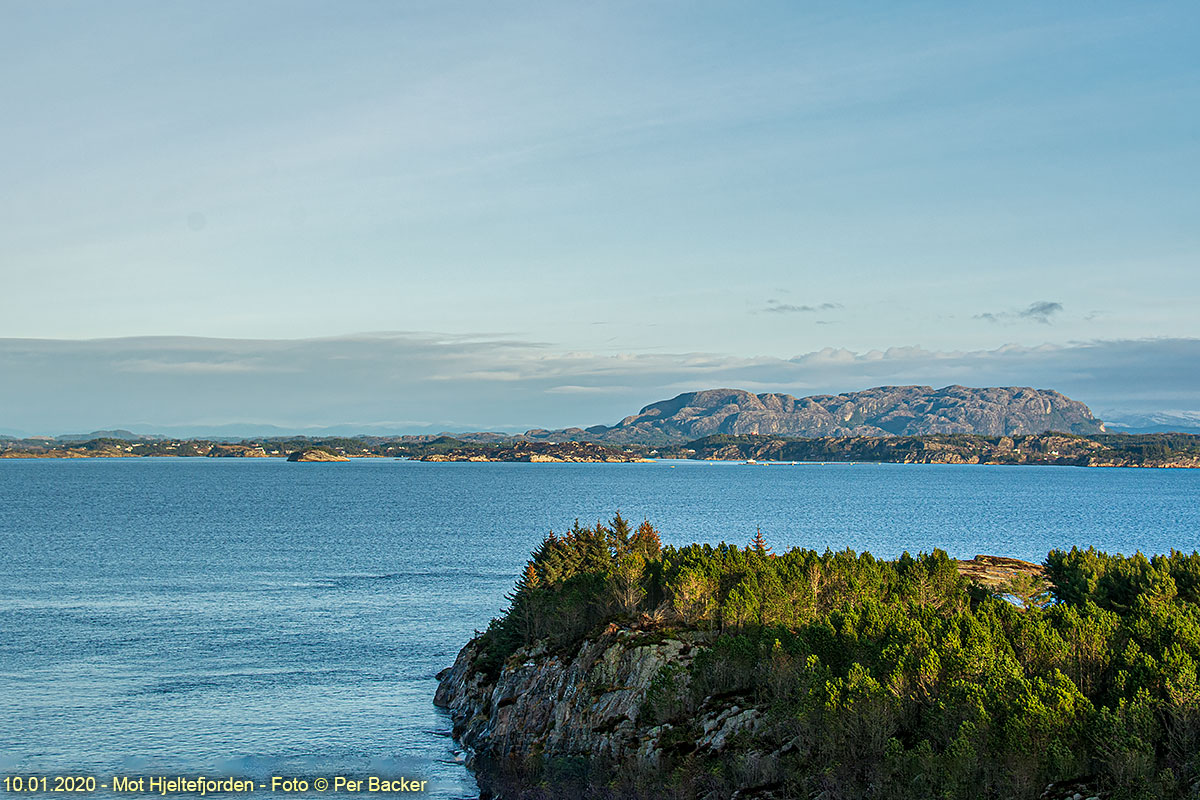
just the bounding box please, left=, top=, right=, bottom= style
left=55, top=429, right=162, bottom=442
left=1100, top=411, right=1200, bottom=435
left=525, top=385, right=1106, bottom=445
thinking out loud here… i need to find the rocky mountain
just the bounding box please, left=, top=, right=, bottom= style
left=1101, top=411, right=1200, bottom=435
left=526, top=385, right=1105, bottom=445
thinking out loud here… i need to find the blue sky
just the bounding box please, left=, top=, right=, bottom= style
left=1, top=2, right=1197, bottom=432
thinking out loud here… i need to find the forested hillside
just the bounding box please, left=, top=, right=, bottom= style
left=445, top=517, right=1200, bottom=799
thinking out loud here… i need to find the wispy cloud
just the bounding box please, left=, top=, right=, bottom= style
left=976, top=301, right=1064, bottom=325
left=761, top=300, right=842, bottom=314
left=115, top=358, right=279, bottom=375
left=544, top=385, right=632, bottom=395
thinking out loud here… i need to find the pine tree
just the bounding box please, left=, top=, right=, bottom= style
left=531, top=531, right=570, bottom=585
left=506, top=562, right=545, bottom=643
left=631, top=519, right=663, bottom=559
left=521, top=562, right=541, bottom=591
left=750, top=526, right=773, bottom=556
left=530, top=531, right=557, bottom=564
left=609, top=511, right=633, bottom=553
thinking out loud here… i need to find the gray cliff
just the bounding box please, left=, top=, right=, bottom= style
left=435, top=625, right=703, bottom=768
left=435, top=624, right=772, bottom=795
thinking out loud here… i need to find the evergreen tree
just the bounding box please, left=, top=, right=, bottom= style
left=750, top=526, right=773, bottom=556
left=520, top=562, right=540, bottom=591
left=609, top=511, right=633, bottom=553
left=631, top=519, right=663, bottom=559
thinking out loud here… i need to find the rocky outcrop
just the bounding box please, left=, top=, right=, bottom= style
left=421, top=441, right=645, bottom=463
left=955, top=555, right=1044, bottom=592
left=207, top=444, right=268, bottom=458
left=435, top=624, right=735, bottom=797
left=526, top=386, right=1106, bottom=445
left=286, top=448, right=349, bottom=462
left=436, top=626, right=707, bottom=768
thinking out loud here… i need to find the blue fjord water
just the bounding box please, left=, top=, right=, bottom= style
left=1, top=457, right=1198, bottom=797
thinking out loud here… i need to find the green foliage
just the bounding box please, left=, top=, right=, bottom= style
left=1045, top=546, right=1200, bottom=609
left=1005, top=571, right=1055, bottom=609
left=475, top=521, right=1200, bottom=799
left=1095, top=433, right=1200, bottom=460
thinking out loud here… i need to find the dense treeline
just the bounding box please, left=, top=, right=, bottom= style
left=1094, top=434, right=1200, bottom=461
left=474, top=517, right=1200, bottom=799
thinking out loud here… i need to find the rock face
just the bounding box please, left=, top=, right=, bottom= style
left=286, top=448, right=349, bottom=462
left=435, top=625, right=714, bottom=792
left=527, top=386, right=1105, bottom=445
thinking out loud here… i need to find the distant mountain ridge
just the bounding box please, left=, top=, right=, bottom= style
left=55, top=429, right=162, bottom=442
left=1100, top=411, right=1200, bottom=435
left=525, top=385, right=1106, bottom=445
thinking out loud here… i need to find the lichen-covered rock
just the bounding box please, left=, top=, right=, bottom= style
left=695, top=706, right=763, bottom=752
left=435, top=626, right=708, bottom=771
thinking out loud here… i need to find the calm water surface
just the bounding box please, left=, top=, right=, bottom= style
left=1, top=458, right=1197, bottom=797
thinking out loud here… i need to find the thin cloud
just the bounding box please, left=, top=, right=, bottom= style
left=761, top=300, right=842, bottom=314
left=115, top=358, right=277, bottom=375
left=976, top=301, right=1063, bottom=325
left=545, top=385, right=632, bottom=395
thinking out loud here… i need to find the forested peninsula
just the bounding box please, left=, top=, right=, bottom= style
left=436, top=516, right=1200, bottom=800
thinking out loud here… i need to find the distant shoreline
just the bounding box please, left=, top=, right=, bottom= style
left=3, top=431, right=1200, bottom=468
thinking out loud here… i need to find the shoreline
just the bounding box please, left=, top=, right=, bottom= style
left=3, top=452, right=1198, bottom=468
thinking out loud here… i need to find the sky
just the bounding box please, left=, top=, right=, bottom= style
left=1, top=2, right=1198, bottom=434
